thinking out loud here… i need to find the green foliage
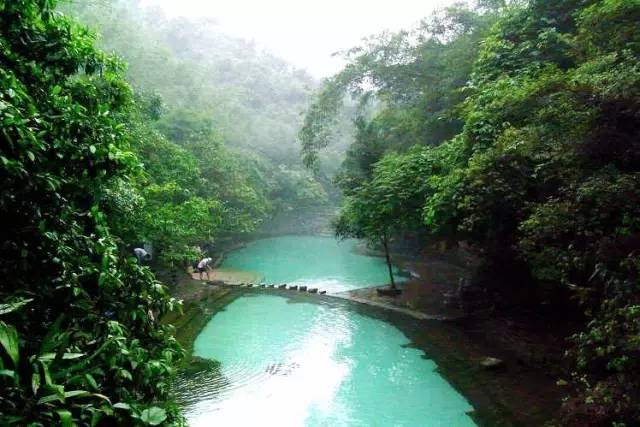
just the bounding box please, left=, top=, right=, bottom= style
left=335, top=143, right=461, bottom=287
left=141, top=406, right=168, bottom=425
left=63, top=0, right=332, bottom=217
left=458, top=0, right=640, bottom=422
left=307, top=5, right=500, bottom=291
left=269, top=164, right=329, bottom=210
left=301, top=3, right=500, bottom=170
left=334, top=183, right=399, bottom=287
left=300, top=72, right=352, bottom=169
left=61, top=0, right=323, bottom=263
left=0, top=1, right=184, bottom=424
left=135, top=107, right=270, bottom=261
left=305, top=0, right=640, bottom=423
left=142, top=185, right=222, bottom=262
left=94, top=87, right=276, bottom=264
left=454, top=2, right=640, bottom=419
left=562, top=262, right=640, bottom=425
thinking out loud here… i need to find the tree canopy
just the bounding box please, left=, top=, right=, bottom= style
left=1, top=1, right=183, bottom=424
left=57, top=0, right=341, bottom=264
left=303, top=0, right=640, bottom=423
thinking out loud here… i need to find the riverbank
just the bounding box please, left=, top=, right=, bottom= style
left=341, top=251, right=574, bottom=426
left=164, top=235, right=570, bottom=426
left=345, top=243, right=572, bottom=373
left=161, top=277, right=239, bottom=358
left=168, top=271, right=566, bottom=426
left=188, top=267, right=262, bottom=284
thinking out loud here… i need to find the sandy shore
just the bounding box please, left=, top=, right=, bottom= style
left=189, top=267, right=262, bottom=284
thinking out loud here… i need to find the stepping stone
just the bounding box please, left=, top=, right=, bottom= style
left=298, top=286, right=307, bottom=292
left=308, top=288, right=318, bottom=294
left=319, top=290, right=326, bottom=295
left=288, top=285, right=298, bottom=291
left=278, top=284, right=287, bottom=289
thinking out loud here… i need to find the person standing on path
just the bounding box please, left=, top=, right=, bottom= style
left=197, top=257, right=213, bottom=280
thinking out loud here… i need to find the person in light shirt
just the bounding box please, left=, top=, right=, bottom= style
left=133, top=247, right=151, bottom=264
left=197, top=257, right=213, bottom=280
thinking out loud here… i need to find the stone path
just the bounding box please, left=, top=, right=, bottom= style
left=195, top=275, right=458, bottom=321
left=329, top=293, right=453, bottom=320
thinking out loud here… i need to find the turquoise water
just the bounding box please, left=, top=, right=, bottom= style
left=221, top=235, right=403, bottom=293
left=177, top=294, right=476, bottom=427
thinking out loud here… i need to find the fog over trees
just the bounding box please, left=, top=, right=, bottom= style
left=1, top=0, right=639, bottom=425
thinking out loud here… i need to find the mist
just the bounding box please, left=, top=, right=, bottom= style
left=140, top=0, right=453, bottom=77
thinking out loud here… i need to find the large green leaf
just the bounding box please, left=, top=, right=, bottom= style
left=56, top=409, right=73, bottom=427
left=113, top=402, right=131, bottom=411
left=39, top=383, right=64, bottom=403
left=140, top=407, right=167, bottom=426
left=63, top=390, right=91, bottom=399
left=38, top=352, right=85, bottom=362
left=0, top=369, right=16, bottom=379
left=32, top=371, right=41, bottom=395
left=0, top=298, right=33, bottom=316
left=0, top=321, right=19, bottom=366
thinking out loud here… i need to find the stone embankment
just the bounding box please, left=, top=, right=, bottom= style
left=198, top=279, right=454, bottom=321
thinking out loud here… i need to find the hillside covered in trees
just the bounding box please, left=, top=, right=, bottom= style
left=302, top=0, right=640, bottom=424
left=62, top=0, right=340, bottom=261
left=1, top=0, right=185, bottom=424
left=0, top=0, right=336, bottom=424
left=1, top=0, right=639, bottom=425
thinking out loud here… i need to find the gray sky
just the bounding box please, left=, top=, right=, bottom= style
left=141, top=0, right=454, bottom=77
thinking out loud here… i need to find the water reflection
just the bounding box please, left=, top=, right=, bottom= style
left=176, top=295, right=476, bottom=427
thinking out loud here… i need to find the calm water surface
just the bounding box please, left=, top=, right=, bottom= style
left=176, top=236, right=476, bottom=426
left=221, top=235, right=403, bottom=293
left=176, top=294, right=476, bottom=426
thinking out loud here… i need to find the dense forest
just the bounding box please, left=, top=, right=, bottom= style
left=61, top=0, right=340, bottom=262
left=1, top=0, right=639, bottom=425
left=302, top=0, right=640, bottom=424
left=0, top=0, right=334, bottom=424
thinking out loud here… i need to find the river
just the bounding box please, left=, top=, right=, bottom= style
left=174, top=236, right=477, bottom=426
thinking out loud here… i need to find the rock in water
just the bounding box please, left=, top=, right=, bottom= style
left=480, top=357, right=504, bottom=369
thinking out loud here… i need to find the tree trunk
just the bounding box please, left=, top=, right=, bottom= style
left=381, top=232, right=396, bottom=289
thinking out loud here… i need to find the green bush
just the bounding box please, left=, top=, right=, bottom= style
left=1, top=1, right=184, bottom=424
